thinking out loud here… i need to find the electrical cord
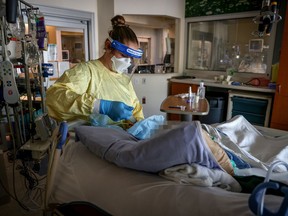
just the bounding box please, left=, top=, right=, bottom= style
left=3, top=148, right=48, bottom=212
left=16, top=156, right=47, bottom=212
left=12, top=151, right=31, bottom=212
left=21, top=180, right=46, bottom=211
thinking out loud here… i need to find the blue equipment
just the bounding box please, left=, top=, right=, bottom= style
left=108, top=37, right=143, bottom=59
left=249, top=161, right=288, bottom=216
left=57, top=121, right=68, bottom=149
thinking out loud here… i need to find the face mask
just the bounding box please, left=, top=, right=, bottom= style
left=111, top=56, right=131, bottom=74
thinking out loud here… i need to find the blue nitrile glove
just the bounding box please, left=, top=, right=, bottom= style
left=99, top=99, right=134, bottom=121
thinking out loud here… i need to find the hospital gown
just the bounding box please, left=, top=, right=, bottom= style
left=46, top=60, right=144, bottom=123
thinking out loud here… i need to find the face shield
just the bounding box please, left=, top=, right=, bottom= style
left=108, top=37, right=143, bottom=82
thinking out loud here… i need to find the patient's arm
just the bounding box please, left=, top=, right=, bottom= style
left=202, top=128, right=234, bottom=175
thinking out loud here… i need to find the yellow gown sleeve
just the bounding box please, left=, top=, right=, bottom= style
left=46, top=60, right=144, bottom=123
left=129, top=84, right=144, bottom=121
left=45, top=63, right=96, bottom=121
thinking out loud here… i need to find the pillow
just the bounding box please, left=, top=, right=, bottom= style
left=75, top=122, right=222, bottom=173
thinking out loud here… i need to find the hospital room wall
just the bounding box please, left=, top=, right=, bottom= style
left=114, top=0, right=185, bottom=18
left=97, top=0, right=114, bottom=57
left=27, top=0, right=97, bottom=11
left=131, top=74, right=171, bottom=118
left=113, top=0, right=186, bottom=118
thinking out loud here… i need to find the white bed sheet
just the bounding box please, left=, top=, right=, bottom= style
left=49, top=139, right=284, bottom=216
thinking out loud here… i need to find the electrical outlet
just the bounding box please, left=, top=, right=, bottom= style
left=134, top=78, right=140, bottom=85
left=142, top=78, right=146, bottom=84
left=142, top=96, right=146, bottom=104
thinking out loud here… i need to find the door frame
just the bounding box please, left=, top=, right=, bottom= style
left=32, top=4, right=95, bottom=61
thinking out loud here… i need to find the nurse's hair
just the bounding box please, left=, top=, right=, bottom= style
left=109, top=15, right=139, bottom=45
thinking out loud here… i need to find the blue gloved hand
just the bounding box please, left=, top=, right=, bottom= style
left=99, top=99, right=134, bottom=121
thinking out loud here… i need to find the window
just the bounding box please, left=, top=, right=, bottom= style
left=184, top=12, right=277, bottom=76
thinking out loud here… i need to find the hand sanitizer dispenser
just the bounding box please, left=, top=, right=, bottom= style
left=197, top=82, right=206, bottom=99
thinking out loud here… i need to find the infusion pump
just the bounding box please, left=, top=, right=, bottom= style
left=35, top=113, right=57, bottom=141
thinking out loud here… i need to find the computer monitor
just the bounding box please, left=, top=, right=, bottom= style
left=249, top=39, right=264, bottom=52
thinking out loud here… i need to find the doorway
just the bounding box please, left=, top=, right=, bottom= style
left=34, top=4, right=94, bottom=61
left=34, top=4, right=94, bottom=85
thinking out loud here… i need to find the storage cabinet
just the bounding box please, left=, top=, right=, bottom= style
left=170, top=82, right=198, bottom=95
left=227, top=91, right=272, bottom=127
left=169, top=82, right=274, bottom=125
left=270, top=3, right=288, bottom=130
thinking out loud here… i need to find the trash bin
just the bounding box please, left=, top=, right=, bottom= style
left=199, top=92, right=227, bottom=124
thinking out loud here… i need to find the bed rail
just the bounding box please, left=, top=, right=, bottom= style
left=249, top=161, right=288, bottom=216
left=44, top=121, right=69, bottom=210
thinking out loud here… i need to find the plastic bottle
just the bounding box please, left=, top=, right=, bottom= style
left=188, top=86, right=193, bottom=102
left=197, top=82, right=206, bottom=99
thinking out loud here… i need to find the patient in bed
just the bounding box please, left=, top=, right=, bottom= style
left=75, top=120, right=235, bottom=175
left=74, top=119, right=248, bottom=192
left=89, top=113, right=235, bottom=176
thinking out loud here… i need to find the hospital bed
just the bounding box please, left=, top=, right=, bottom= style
left=44, top=116, right=288, bottom=216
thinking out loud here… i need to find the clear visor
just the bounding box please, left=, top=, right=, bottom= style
left=108, top=37, right=143, bottom=59
left=125, top=58, right=140, bottom=83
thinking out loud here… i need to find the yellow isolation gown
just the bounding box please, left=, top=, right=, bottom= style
left=46, top=59, right=144, bottom=125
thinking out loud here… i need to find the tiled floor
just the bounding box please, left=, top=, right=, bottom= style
left=0, top=151, right=44, bottom=216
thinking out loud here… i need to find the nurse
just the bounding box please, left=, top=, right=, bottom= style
left=46, top=15, right=144, bottom=127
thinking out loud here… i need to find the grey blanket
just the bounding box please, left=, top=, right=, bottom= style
left=75, top=121, right=221, bottom=173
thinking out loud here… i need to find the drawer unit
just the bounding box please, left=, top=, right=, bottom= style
left=232, top=97, right=268, bottom=114
left=227, top=91, right=273, bottom=127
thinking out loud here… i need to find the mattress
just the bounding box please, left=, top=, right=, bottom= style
left=48, top=139, right=283, bottom=216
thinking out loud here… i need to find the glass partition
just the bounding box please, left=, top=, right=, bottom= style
left=185, top=14, right=276, bottom=75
